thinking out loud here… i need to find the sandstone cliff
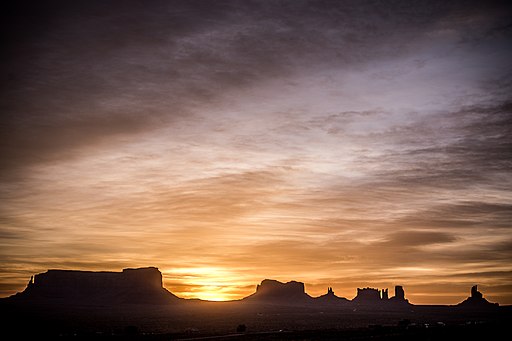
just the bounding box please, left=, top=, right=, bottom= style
left=11, top=267, right=179, bottom=305
left=244, top=279, right=312, bottom=304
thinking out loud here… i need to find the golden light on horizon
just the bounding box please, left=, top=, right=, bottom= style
left=165, top=267, right=246, bottom=302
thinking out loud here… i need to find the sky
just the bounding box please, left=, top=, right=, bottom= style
left=1, top=0, right=511, bottom=304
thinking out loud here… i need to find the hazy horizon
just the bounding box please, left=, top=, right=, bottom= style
left=1, top=0, right=511, bottom=305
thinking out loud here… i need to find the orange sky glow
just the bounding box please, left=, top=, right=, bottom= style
left=1, top=1, right=511, bottom=305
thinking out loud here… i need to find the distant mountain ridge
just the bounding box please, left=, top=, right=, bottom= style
left=4, top=267, right=500, bottom=309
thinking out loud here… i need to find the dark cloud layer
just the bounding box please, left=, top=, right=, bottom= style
left=2, top=0, right=511, bottom=177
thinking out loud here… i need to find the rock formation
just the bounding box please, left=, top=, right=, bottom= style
left=244, top=279, right=312, bottom=304
left=387, top=285, right=409, bottom=305
left=6, top=267, right=497, bottom=312
left=457, top=285, right=498, bottom=309
left=382, top=288, right=389, bottom=300
left=353, top=287, right=383, bottom=303
left=315, top=287, right=349, bottom=304
left=394, top=285, right=405, bottom=300
left=10, top=267, right=179, bottom=305
left=471, top=285, right=483, bottom=299
left=352, top=285, right=410, bottom=307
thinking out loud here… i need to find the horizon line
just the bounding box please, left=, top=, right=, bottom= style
left=5, top=266, right=499, bottom=306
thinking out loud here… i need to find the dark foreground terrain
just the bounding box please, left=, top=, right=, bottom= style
left=1, top=301, right=510, bottom=340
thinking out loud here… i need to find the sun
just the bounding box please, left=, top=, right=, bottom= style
left=190, top=289, right=232, bottom=302
left=165, top=267, right=243, bottom=301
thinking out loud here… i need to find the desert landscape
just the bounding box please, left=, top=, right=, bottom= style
left=2, top=1, right=511, bottom=339
left=1, top=267, right=509, bottom=340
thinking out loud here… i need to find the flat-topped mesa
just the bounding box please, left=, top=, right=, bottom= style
left=13, top=267, right=179, bottom=305
left=256, top=279, right=305, bottom=298
left=33, top=267, right=162, bottom=291
left=244, top=279, right=312, bottom=304
left=353, top=287, right=383, bottom=303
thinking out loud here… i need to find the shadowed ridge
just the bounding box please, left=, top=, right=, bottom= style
left=457, top=285, right=499, bottom=309
left=314, top=287, right=350, bottom=305
left=243, top=279, right=313, bottom=305
left=8, top=267, right=180, bottom=305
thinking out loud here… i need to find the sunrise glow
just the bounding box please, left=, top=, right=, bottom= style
left=1, top=0, right=511, bottom=305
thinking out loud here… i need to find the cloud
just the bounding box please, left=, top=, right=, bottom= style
left=1, top=0, right=511, bottom=303
left=381, top=231, right=456, bottom=247
left=396, top=202, right=512, bottom=229
left=3, top=0, right=510, bottom=177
